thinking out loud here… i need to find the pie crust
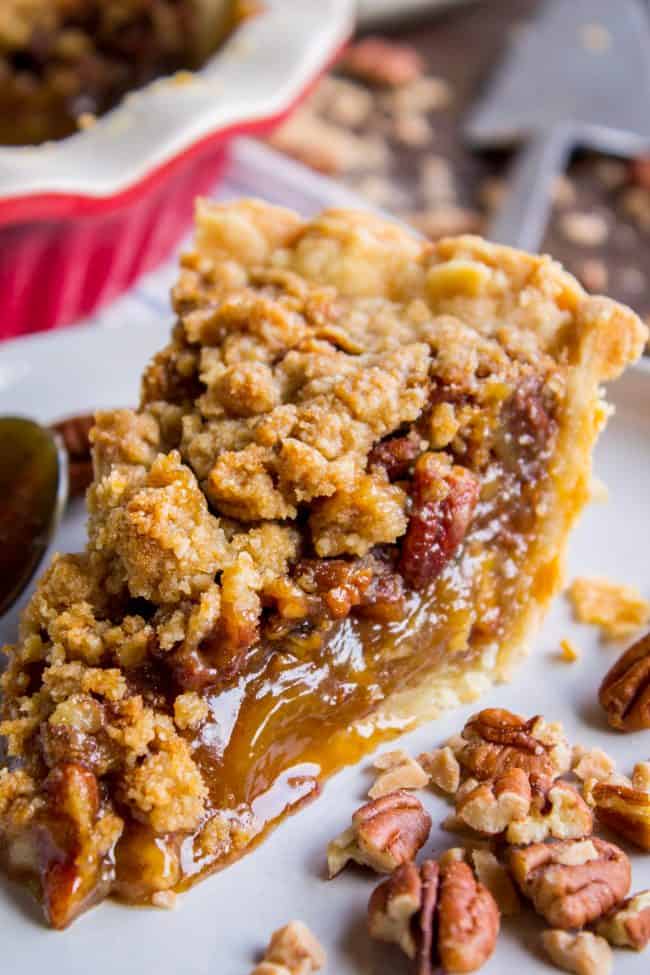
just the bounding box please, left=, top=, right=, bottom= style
left=0, top=201, right=646, bottom=927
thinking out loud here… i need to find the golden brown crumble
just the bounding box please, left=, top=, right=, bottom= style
left=0, top=200, right=645, bottom=927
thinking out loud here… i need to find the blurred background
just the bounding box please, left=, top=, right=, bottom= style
left=1, top=0, right=649, bottom=341
left=271, top=0, right=650, bottom=328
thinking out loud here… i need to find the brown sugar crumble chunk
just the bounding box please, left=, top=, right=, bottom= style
left=0, top=200, right=646, bottom=927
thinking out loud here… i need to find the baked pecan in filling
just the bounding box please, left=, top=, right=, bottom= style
left=0, top=202, right=645, bottom=926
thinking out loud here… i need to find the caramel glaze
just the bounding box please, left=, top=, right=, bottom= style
left=113, top=457, right=544, bottom=902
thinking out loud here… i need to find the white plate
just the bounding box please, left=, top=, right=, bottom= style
left=1, top=179, right=649, bottom=972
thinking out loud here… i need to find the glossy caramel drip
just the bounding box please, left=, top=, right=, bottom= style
left=113, top=463, right=535, bottom=901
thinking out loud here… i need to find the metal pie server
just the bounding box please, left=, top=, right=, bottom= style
left=465, top=0, right=650, bottom=251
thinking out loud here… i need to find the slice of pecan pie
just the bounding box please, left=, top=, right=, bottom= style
left=0, top=202, right=646, bottom=927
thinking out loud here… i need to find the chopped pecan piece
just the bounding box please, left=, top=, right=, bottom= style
left=369, top=749, right=430, bottom=799
left=506, top=781, right=593, bottom=845
left=368, top=431, right=423, bottom=481
left=509, top=837, right=631, bottom=929
left=596, top=889, right=650, bottom=950
left=419, top=746, right=461, bottom=795
left=571, top=746, right=616, bottom=784
left=293, top=557, right=373, bottom=620
left=501, top=375, right=556, bottom=466
left=398, top=452, right=480, bottom=590
left=456, top=708, right=570, bottom=786
left=541, top=930, right=612, bottom=975
left=367, top=860, right=422, bottom=959
left=599, top=632, right=650, bottom=730
left=470, top=848, right=520, bottom=916
left=455, top=768, right=531, bottom=835
left=5, top=763, right=123, bottom=929
left=341, top=37, right=424, bottom=87
left=592, top=781, right=650, bottom=851
left=327, top=790, right=431, bottom=878
left=252, top=920, right=325, bottom=975
left=51, top=413, right=95, bottom=497
left=292, top=554, right=406, bottom=623
left=368, top=858, right=499, bottom=974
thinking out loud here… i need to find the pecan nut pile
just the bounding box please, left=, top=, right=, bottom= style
left=599, top=632, right=650, bottom=731
left=368, top=857, right=500, bottom=974
left=327, top=791, right=431, bottom=878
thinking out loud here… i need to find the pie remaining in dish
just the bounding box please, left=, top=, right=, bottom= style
left=0, top=0, right=248, bottom=144
left=0, top=201, right=646, bottom=928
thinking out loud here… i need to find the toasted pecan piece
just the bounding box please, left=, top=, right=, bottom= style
left=4, top=763, right=123, bottom=929
left=398, top=452, right=480, bottom=591
left=368, top=860, right=423, bottom=958
left=599, top=632, right=650, bottom=730
left=327, top=790, right=431, bottom=877
left=251, top=920, right=325, bottom=975
left=541, top=929, right=612, bottom=975
left=592, top=781, right=650, bottom=851
left=368, top=749, right=430, bottom=799
left=455, top=768, right=531, bottom=835
left=419, top=745, right=461, bottom=795
left=596, top=889, right=650, bottom=950
left=51, top=413, right=95, bottom=497
left=509, top=837, right=631, bottom=930
left=341, top=37, right=424, bottom=87
left=505, top=781, right=593, bottom=845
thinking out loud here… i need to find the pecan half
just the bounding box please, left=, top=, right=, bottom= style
left=592, top=781, right=650, bottom=851
left=399, top=452, right=480, bottom=590
left=368, top=858, right=499, bottom=974
left=455, top=768, right=531, bottom=835
left=541, top=930, right=612, bottom=975
left=509, top=837, right=631, bottom=930
left=436, top=860, right=500, bottom=974
left=599, top=632, right=650, bottom=731
left=596, top=889, right=650, bottom=950
left=327, top=791, right=431, bottom=877
left=456, top=708, right=570, bottom=786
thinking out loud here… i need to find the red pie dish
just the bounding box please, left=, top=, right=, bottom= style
left=0, top=0, right=353, bottom=340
